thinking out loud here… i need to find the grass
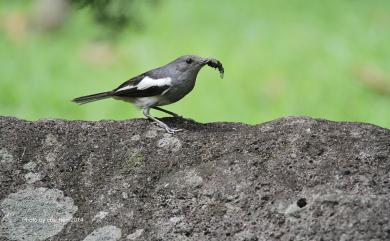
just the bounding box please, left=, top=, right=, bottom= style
left=1, top=0, right=390, bottom=127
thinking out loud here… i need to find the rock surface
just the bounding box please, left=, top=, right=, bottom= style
left=0, top=116, right=390, bottom=241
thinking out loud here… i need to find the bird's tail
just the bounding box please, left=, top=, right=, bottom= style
left=72, top=91, right=113, bottom=104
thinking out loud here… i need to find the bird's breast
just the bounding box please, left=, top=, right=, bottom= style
left=163, top=79, right=196, bottom=103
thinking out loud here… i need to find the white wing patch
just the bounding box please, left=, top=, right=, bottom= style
left=136, top=76, right=172, bottom=90
left=115, top=76, right=172, bottom=92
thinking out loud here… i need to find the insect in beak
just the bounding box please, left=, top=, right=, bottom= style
left=203, top=58, right=224, bottom=79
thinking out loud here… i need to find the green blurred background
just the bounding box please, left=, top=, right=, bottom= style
left=1, top=0, right=390, bottom=127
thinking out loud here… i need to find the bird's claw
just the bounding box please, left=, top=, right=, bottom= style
left=165, top=127, right=183, bottom=134
left=152, top=122, right=183, bottom=134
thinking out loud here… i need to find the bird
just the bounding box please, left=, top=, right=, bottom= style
left=72, top=55, right=224, bottom=134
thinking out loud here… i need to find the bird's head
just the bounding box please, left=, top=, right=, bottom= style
left=171, top=55, right=224, bottom=79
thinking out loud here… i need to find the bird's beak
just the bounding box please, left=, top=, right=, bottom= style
left=200, top=58, right=209, bottom=66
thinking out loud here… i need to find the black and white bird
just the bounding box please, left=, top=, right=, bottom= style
left=73, top=55, right=224, bottom=134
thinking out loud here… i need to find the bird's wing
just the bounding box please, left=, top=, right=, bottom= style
left=112, top=74, right=172, bottom=98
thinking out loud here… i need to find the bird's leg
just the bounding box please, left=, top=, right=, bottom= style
left=143, top=108, right=183, bottom=134
left=152, top=107, right=181, bottom=118
left=152, top=107, right=194, bottom=122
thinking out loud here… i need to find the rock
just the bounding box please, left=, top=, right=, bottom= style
left=83, top=225, right=122, bottom=241
left=24, top=172, right=42, bottom=184
left=92, top=211, right=109, bottom=222
left=22, top=161, right=37, bottom=171
left=127, top=228, right=144, bottom=240
left=0, top=116, right=389, bottom=241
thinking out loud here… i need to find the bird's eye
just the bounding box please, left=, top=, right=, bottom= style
left=186, top=58, right=192, bottom=64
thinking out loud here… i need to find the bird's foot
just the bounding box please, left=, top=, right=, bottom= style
left=152, top=122, right=183, bottom=134
left=165, top=127, right=183, bottom=134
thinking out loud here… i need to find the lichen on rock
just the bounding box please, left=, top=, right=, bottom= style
left=0, top=187, right=77, bottom=241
